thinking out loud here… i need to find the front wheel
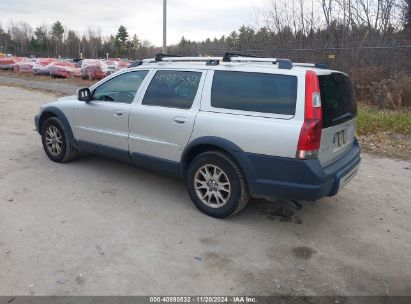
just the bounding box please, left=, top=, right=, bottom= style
left=41, top=117, right=78, bottom=163
left=186, top=151, right=249, bottom=218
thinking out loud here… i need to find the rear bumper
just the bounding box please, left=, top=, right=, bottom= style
left=244, top=140, right=361, bottom=201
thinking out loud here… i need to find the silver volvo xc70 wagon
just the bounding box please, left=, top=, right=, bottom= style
left=35, top=53, right=361, bottom=218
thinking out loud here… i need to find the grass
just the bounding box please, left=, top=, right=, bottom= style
left=357, top=105, right=411, bottom=136
left=357, top=104, right=411, bottom=160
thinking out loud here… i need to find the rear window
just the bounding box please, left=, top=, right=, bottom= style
left=211, top=71, right=297, bottom=115
left=318, top=73, right=357, bottom=128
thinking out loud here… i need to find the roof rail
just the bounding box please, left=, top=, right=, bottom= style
left=293, top=62, right=329, bottom=69
left=148, top=52, right=295, bottom=70
left=155, top=53, right=182, bottom=62
left=222, top=52, right=258, bottom=62
left=159, top=56, right=221, bottom=62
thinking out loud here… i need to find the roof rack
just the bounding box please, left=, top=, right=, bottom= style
left=149, top=53, right=330, bottom=70
left=159, top=56, right=222, bottom=62
left=128, top=60, right=143, bottom=68
left=155, top=53, right=182, bottom=62
left=222, top=52, right=293, bottom=69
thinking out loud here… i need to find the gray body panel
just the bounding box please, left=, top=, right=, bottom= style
left=128, top=69, right=207, bottom=162
left=73, top=100, right=131, bottom=151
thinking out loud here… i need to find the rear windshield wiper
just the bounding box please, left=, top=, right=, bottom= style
left=332, top=113, right=354, bottom=124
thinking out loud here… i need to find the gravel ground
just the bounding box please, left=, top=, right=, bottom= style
left=0, top=85, right=411, bottom=296
left=0, top=75, right=79, bottom=95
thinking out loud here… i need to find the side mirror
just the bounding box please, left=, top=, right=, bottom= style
left=77, top=88, right=92, bottom=102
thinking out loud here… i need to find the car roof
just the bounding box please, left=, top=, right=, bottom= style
left=126, top=54, right=344, bottom=76
left=129, top=61, right=342, bottom=76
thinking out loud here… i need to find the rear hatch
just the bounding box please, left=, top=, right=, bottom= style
left=318, top=72, right=358, bottom=167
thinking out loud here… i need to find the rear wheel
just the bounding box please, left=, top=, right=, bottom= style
left=186, top=151, right=249, bottom=218
left=41, top=117, right=78, bottom=163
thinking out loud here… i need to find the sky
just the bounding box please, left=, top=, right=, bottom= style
left=0, top=0, right=267, bottom=46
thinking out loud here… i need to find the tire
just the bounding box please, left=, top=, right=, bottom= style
left=186, top=151, right=249, bottom=218
left=41, top=117, right=78, bottom=163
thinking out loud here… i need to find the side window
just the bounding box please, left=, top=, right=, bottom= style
left=211, top=71, right=298, bottom=115
left=92, top=70, right=149, bottom=104
left=142, top=70, right=201, bottom=109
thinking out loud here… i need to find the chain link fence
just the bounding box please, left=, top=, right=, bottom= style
left=202, top=45, right=411, bottom=75
left=200, top=45, right=411, bottom=108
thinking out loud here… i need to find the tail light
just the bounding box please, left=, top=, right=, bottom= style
left=296, top=70, right=322, bottom=159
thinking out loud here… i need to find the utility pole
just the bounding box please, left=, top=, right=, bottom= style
left=163, top=0, right=167, bottom=54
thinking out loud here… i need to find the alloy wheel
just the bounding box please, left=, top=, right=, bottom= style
left=194, top=164, right=231, bottom=208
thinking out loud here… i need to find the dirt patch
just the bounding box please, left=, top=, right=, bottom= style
left=358, top=132, right=411, bottom=160
left=261, top=200, right=304, bottom=224
left=292, top=246, right=317, bottom=260
left=0, top=70, right=96, bottom=87
left=0, top=71, right=96, bottom=96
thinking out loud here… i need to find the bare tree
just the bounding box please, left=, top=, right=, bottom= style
left=9, top=22, right=32, bottom=55
left=320, top=0, right=334, bottom=27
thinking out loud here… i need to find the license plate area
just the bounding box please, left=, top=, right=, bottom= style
left=334, top=130, right=347, bottom=148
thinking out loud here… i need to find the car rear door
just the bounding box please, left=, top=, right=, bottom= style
left=317, top=72, right=358, bottom=166
left=129, top=69, right=207, bottom=163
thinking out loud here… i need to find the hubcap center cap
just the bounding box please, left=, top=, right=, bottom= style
left=208, top=180, right=219, bottom=192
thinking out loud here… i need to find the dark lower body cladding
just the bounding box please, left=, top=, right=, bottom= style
left=242, top=140, right=361, bottom=201
left=34, top=114, right=40, bottom=133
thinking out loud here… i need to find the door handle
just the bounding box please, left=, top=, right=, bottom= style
left=173, top=118, right=187, bottom=125
left=114, top=110, right=126, bottom=117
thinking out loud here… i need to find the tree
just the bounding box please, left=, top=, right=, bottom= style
left=405, top=0, right=411, bottom=34
left=51, top=21, right=64, bottom=56
left=226, top=31, right=238, bottom=49
left=115, top=25, right=129, bottom=56
left=9, top=22, right=32, bottom=55
left=32, top=26, right=48, bottom=54
left=132, top=34, right=141, bottom=49
left=116, top=25, right=129, bottom=43
left=238, top=26, right=255, bottom=50
left=0, top=24, right=14, bottom=54
left=51, top=21, right=64, bottom=41
left=66, top=30, right=80, bottom=58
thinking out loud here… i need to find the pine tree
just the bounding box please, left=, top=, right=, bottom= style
left=115, top=25, right=129, bottom=56
left=51, top=21, right=64, bottom=56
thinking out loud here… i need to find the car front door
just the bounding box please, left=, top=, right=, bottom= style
left=73, top=70, right=150, bottom=158
left=129, top=69, right=206, bottom=166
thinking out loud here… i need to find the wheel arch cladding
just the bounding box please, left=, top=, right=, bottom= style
left=181, top=136, right=257, bottom=185
left=39, top=106, right=75, bottom=144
